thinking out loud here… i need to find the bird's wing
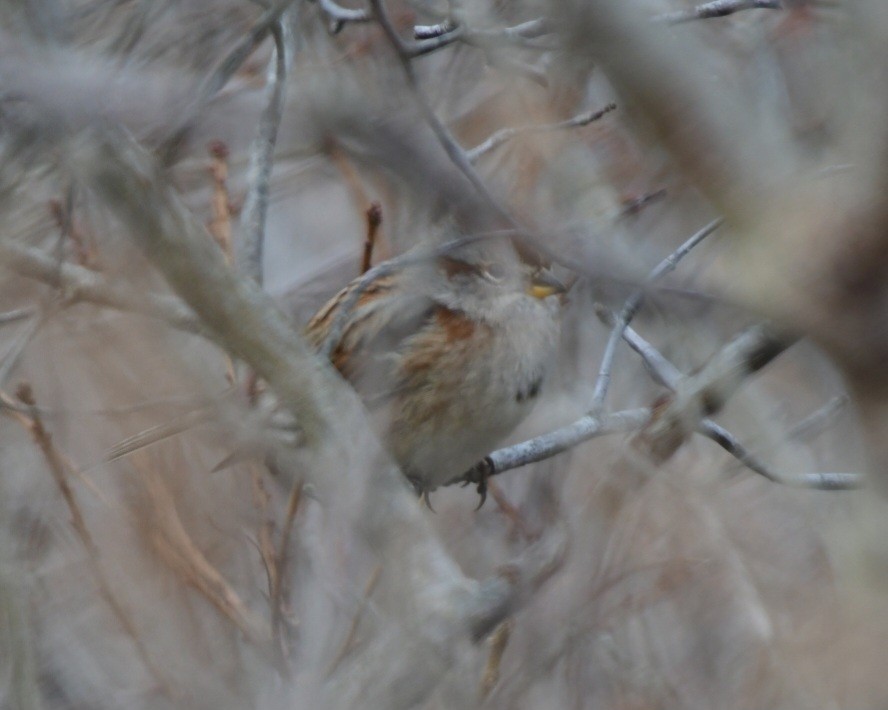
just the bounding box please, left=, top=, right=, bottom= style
left=304, top=275, right=437, bottom=404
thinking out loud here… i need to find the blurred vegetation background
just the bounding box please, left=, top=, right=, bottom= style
left=1, top=0, right=887, bottom=708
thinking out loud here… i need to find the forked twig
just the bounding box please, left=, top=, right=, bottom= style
left=590, top=218, right=722, bottom=414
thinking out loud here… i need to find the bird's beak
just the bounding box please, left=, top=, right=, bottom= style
left=528, top=270, right=568, bottom=300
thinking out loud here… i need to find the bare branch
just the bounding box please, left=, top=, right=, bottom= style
left=0, top=241, right=203, bottom=334
left=467, top=103, right=617, bottom=162
left=360, top=202, right=382, bottom=275
left=0, top=307, right=36, bottom=325
left=699, top=420, right=861, bottom=490
left=368, top=0, right=517, bottom=228
left=237, top=16, right=293, bottom=286
left=196, top=0, right=297, bottom=108
left=786, top=395, right=849, bottom=441
left=453, top=408, right=650, bottom=487
left=640, top=324, right=796, bottom=461
left=206, top=141, right=234, bottom=263
left=553, top=0, right=789, bottom=223
left=654, top=0, right=782, bottom=24
left=590, top=218, right=722, bottom=413
left=415, top=17, right=551, bottom=42
left=317, top=0, right=372, bottom=32
left=594, top=308, right=858, bottom=489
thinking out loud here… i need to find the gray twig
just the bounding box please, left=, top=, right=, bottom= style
left=655, top=0, right=782, bottom=24
left=0, top=306, right=36, bottom=325
left=700, top=420, right=861, bottom=490
left=0, top=241, right=202, bottom=334
left=368, top=0, right=516, bottom=228
left=590, top=218, right=722, bottom=413
left=318, top=0, right=372, bottom=31
left=467, top=103, right=617, bottom=162
left=198, top=0, right=297, bottom=104
left=452, top=409, right=649, bottom=485
left=409, top=17, right=551, bottom=55
left=786, top=395, right=849, bottom=441
left=237, top=16, right=294, bottom=286
left=595, top=308, right=859, bottom=489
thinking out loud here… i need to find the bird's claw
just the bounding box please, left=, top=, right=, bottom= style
left=408, top=475, right=436, bottom=512
left=473, top=458, right=493, bottom=510
left=474, top=478, right=487, bottom=511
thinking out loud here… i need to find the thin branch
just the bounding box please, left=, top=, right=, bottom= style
left=557, top=0, right=788, bottom=223
left=616, top=189, right=668, bottom=220
left=368, top=0, right=517, bottom=228
left=104, top=406, right=214, bottom=463
left=160, top=0, right=298, bottom=159
left=467, top=103, right=617, bottom=162
left=699, top=420, right=861, bottom=490
left=409, top=26, right=467, bottom=56
left=415, top=17, right=550, bottom=41
left=140, top=464, right=270, bottom=644
left=452, top=408, right=650, bottom=487
left=0, top=241, right=203, bottom=334
left=271, top=478, right=303, bottom=660
left=0, top=306, right=36, bottom=325
left=410, top=17, right=552, bottom=55
left=594, top=309, right=860, bottom=489
left=413, top=19, right=458, bottom=39
left=480, top=619, right=513, bottom=699
left=206, top=141, right=234, bottom=264
left=361, top=202, right=382, bottom=275
left=197, top=0, right=297, bottom=107
left=317, top=0, right=372, bottom=33
left=590, top=218, right=722, bottom=413
left=786, top=395, right=849, bottom=441
left=0, top=310, right=43, bottom=388
left=237, top=16, right=293, bottom=287
left=640, top=324, right=796, bottom=463
left=488, top=481, right=540, bottom=541
left=654, top=0, right=782, bottom=24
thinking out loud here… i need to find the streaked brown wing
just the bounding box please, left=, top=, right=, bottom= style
left=304, top=274, right=436, bottom=404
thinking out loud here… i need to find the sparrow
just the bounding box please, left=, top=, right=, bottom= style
left=304, top=240, right=565, bottom=497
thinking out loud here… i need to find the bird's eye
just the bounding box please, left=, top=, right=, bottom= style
left=483, top=263, right=506, bottom=282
